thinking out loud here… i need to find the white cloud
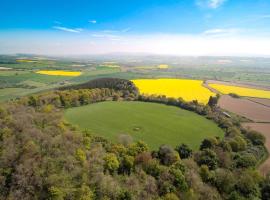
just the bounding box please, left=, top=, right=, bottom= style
left=1, top=31, right=270, bottom=56
left=101, top=28, right=131, bottom=33
left=53, top=26, right=82, bottom=33
left=203, top=28, right=240, bottom=37
left=89, top=20, right=97, bottom=24
left=196, top=0, right=227, bottom=9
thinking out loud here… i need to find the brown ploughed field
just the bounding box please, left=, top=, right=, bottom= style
left=246, top=97, right=270, bottom=107
left=218, top=95, right=270, bottom=122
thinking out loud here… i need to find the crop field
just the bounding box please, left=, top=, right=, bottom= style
left=36, top=70, right=82, bottom=76
left=132, top=79, right=215, bottom=104
left=218, top=95, right=270, bottom=122
left=64, top=101, right=224, bottom=149
left=209, top=83, right=270, bottom=99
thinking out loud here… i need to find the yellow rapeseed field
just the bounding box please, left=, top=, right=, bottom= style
left=157, top=64, right=169, bottom=69
left=132, top=79, right=215, bottom=104
left=101, top=64, right=120, bottom=68
left=209, top=84, right=270, bottom=99
left=135, top=64, right=169, bottom=70
left=16, top=59, right=37, bottom=63
left=36, top=70, right=82, bottom=76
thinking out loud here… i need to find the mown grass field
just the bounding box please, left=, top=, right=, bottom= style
left=64, top=101, right=224, bottom=149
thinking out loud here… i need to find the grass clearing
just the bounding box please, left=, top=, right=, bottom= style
left=64, top=101, right=224, bottom=149
left=132, top=79, right=215, bottom=104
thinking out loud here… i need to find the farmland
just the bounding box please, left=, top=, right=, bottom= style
left=217, top=95, right=270, bottom=122
left=64, top=101, right=224, bottom=149
left=132, top=79, right=215, bottom=104
left=209, top=83, right=270, bottom=99
left=36, top=70, right=82, bottom=76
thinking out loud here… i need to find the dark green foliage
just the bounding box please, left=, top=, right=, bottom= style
left=208, top=95, right=219, bottom=107
left=229, top=93, right=240, bottom=98
left=234, top=153, right=257, bottom=168
left=200, top=137, right=218, bottom=150
left=175, top=144, right=192, bottom=159
left=261, top=176, right=270, bottom=200
left=59, top=78, right=138, bottom=96
left=196, top=149, right=219, bottom=170
left=245, top=129, right=266, bottom=146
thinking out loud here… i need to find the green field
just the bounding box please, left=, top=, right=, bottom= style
left=64, top=101, right=224, bottom=149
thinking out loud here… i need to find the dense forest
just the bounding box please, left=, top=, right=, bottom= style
left=0, top=78, right=269, bottom=200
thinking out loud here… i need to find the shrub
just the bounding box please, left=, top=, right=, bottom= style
left=175, top=144, right=192, bottom=159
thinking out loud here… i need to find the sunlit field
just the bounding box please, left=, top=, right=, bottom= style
left=100, top=64, right=120, bottom=68
left=132, top=79, right=215, bottom=104
left=209, top=84, right=270, bottom=99
left=16, top=59, right=37, bottom=63
left=158, top=64, right=169, bottom=69
left=135, top=64, right=169, bottom=70
left=65, top=101, right=224, bottom=149
left=36, top=70, right=82, bottom=76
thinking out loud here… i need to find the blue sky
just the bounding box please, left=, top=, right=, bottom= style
left=1, top=0, right=270, bottom=55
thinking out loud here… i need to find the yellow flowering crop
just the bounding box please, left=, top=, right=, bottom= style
left=209, top=84, right=270, bottom=99
left=158, top=64, right=169, bottom=69
left=132, top=79, right=215, bottom=104
left=16, top=59, right=37, bottom=63
left=36, top=70, right=82, bottom=77
left=101, top=64, right=120, bottom=68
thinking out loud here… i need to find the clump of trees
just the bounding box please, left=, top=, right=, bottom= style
left=0, top=78, right=268, bottom=199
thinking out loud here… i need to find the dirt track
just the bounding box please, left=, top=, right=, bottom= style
left=218, top=95, right=270, bottom=122
left=242, top=123, right=270, bottom=176
left=246, top=97, right=270, bottom=108
left=206, top=80, right=270, bottom=90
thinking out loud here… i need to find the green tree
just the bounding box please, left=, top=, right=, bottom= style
left=196, top=149, right=218, bottom=170
left=76, top=184, right=94, bottom=200
left=158, top=145, right=180, bottom=166
left=103, top=153, right=120, bottom=173
left=175, top=144, right=192, bottom=159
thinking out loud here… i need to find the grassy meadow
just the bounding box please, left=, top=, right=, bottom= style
left=64, top=101, right=224, bottom=149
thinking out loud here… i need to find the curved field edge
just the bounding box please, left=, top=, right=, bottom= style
left=132, top=79, right=216, bottom=104
left=64, top=101, right=224, bottom=150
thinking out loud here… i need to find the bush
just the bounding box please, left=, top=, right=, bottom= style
left=175, top=144, right=192, bottom=159
left=245, top=130, right=265, bottom=145
left=158, top=145, right=180, bottom=166
left=196, top=149, right=218, bottom=170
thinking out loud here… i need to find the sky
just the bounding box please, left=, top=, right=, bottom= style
left=1, top=0, right=270, bottom=56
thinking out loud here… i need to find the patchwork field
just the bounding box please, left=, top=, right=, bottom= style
left=209, top=83, right=270, bottom=99
left=64, top=101, right=224, bottom=149
left=132, top=79, right=215, bottom=104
